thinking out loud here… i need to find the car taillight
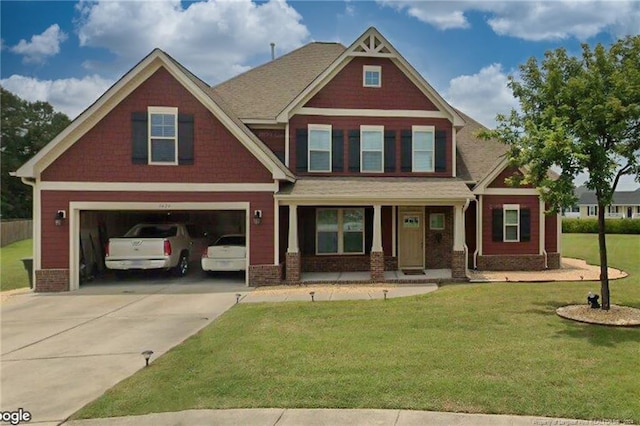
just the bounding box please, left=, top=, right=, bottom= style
left=202, top=247, right=208, bottom=258
left=164, top=240, right=172, bottom=256
left=105, top=242, right=110, bottom=257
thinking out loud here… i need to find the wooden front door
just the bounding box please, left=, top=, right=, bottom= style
left=398, top=208, right=424, bottom=269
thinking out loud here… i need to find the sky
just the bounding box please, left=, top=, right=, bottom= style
left=1, top=0, right=639, bottom=190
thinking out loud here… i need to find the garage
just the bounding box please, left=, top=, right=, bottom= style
left=69, top=202, right=249, bottom=290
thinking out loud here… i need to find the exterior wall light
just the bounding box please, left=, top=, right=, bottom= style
left=253, top=210, right=263, bottom=225
left=55, top=210, right=66, bottom=226
left=383, top=289, right=388, bottom=300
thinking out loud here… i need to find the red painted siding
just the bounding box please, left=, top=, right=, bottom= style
left=40, top=190, right=275, bottom=268
left=42, top=68, right=272, bottom=183
left=545, top=206, right=558, bottom=252
left=250, top=127, right=285, bottom=160
left=488, top=167, right=533, bottom=188
left=482, top=195, right=540, bottom=255
left=305, top=57, right=438, bottom=111
left=289, top=115, right=452, bottom=176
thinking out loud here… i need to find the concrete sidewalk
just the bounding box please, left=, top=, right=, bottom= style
left=240, top=284, right=438, bottom=303
left=64, top=408, right=599, bottom=426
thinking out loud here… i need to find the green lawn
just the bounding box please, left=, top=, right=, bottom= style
left=0, top=239, right=33, bottom=291
left=74, top=234, right=640, bottom=423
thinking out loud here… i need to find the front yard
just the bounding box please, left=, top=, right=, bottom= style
left=0, top=239, right=33, bottom=291
left=74, top=234, right=640, bottom=423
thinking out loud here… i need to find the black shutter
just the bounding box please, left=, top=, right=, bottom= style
left=296, top=129, right=308, bottom=173
left=384, top=130, right=396, bottom=172
left=520, top=208, right=531, bottom=242
left=348, top=130, right=360, bottom=172
left=435, top=130, right=447, bottom=172
left=332, top=129, right=344, bottom=172
left=131, top=112, right=148, bottom=164
left=178, top=114, right=194, bottom=165
left=400, top=130, right=412, bottom=172
left=492, top=208, right=503, bottom=242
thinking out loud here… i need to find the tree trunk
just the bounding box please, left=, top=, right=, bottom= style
left=597, top=202, right=610, bottom=310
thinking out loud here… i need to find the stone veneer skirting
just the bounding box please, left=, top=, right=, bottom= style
left=477, top=254, right=546, bottom=271
left=248, top=264, right=282, bottom=287
left=286, top=252, right=301, bottom=283
left=35, top=269, right=70, bottom=292
left=302, top=255, right=397, bottom=273
left=370, top=251, right=385, bottom=281
left=546, top=252, right=561, bottom=270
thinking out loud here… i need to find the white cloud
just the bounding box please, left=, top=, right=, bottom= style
left=75, top=0, right=309, bottom=83
left=0, top=74, right=114, bottom=119
left=445, top=63, right=518, bottom=128
left=378, top=1, right=640, bottom=41
left=10, top=24, right=68, bottom=63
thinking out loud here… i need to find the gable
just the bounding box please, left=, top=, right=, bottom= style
left=304, top=57, right=438, bottom=111
left=488, top=167, right=534, bottom=189
left=41, top=68, right=273, bottom=183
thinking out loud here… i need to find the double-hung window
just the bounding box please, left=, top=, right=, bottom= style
left=316, top=208, right=364, bottom=254
left=412, top=126, right=435, bottom=172
left=587, top=205, right=598, bottom=216
left=361, top=126, right=384, bottom=173
left=503, top=204, right=520, bottom=242
left=308, top=124, right=332, bottom=172
left=363, top=65, right=381, bottom=87
left=148, top=107, right=178, bottom=165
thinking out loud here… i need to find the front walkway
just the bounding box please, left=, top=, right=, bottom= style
left=300, top=269, right=452, bottom=284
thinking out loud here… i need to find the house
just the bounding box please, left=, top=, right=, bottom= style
left=14, top=27, right=561, bottom=292
left=578, top=188, right=640, bottom=219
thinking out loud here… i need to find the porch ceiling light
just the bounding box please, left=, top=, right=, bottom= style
left=141, top=350, right=154, bottom=367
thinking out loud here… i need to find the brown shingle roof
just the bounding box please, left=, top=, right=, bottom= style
left=211, top=42, right=346, bottom=120
left=277, top=177, right=473, bottom=201
left=454, top=109, right=508, bottom=183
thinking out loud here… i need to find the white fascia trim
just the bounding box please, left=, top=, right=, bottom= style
left=17, top=58, right=163, bottom=178
left=40, top=181, right=278, bottom=192
left=284, top=123, right=290, bottom=167
left=241, top=119, right=280, bottom=125
left=482, top=188, right=540, bottom=195
left=277, top=198, right=470, bottom=206
left=295, top=108, right=448, bottom=119
left=452, top=128, right=457, bottom=178
left=473, top=157, right=509, bottom=193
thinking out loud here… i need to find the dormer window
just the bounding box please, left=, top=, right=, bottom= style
left=363, top=65, right=381, bottom=88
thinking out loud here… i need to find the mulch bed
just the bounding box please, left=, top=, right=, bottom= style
left=556, top=304, right=640, bottom=327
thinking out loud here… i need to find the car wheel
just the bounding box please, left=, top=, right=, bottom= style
left=175, top=252, right=189, bottom=277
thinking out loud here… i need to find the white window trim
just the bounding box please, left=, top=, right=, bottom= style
left=429, top=213, right=445, bottom=230
left=148, top=106, right=178, bottom=166
left=412, top=125, right=435, bottom=172
left=307, top=124, right=332, bottom=173
left=360, top=125, right=384, bottom=173
left=503, top=204, right=520, bottom=242
left=588, top=205, right=598, bottom=216
left=316, top=208, right=365, bottom=255
left=363, top=65, right=381, bottom=88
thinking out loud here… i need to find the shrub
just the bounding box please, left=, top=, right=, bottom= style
left=562, top=218, right=640, bottom=234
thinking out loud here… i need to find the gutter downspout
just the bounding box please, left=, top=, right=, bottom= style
left=462, top=198, right=471, bottom=278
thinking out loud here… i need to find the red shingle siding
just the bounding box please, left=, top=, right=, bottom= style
left=40, top=190, right=275, bottom=269
left=545, top=206, right=558, bottom=253
left=482, top=195, right=540, bottom=255
left=41, top=67, right=272, bottom=183
left=305, top=57, right=438, bottom=111
left=250, top=128, right=285, bottom=159
left=289, top=115, right=452, bottom=176
left=488, top=167, right=533, bottom=188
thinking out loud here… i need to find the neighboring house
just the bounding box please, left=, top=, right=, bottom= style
left=578, top=189, right=640, bottom=219
left=14, top=27, right=561, bottom=292
left=561, top=185, right=588, bottom=218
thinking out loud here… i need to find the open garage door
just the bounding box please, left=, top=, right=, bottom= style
left=70, top=202, right=248, bottom=290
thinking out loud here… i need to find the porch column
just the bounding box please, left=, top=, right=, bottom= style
left=370, top=204, right=385, bottom=282
left=452, top=204, right=466, bottom=279
left=286, top=204, right=301, bottom=283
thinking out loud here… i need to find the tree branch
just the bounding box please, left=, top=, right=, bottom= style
left=612, top=164, right=632, bottom=192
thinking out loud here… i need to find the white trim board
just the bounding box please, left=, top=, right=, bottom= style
left=295, top=107, right=448, bottom=119
left=40, top=181, right=278, bottom=192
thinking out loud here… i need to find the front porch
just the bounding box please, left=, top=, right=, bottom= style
left=276, top=178, right=475, bottom=284
left=301, top=269, right=453, bottom=284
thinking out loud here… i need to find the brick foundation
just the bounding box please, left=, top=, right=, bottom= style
left=477, top=254, right=545, bottom=271
left=302, top=255, right=397, bottom=272
left=248, top=264, right=282, bottom=287
left=370, top=251, right=385, bottom=282
left=451, top=250, right=466, bottom=279
left=35, top=269, right=70, bottom=292
left=547, top=252, right=561, bottom=269
left=286, top=252, right=301, bottom=283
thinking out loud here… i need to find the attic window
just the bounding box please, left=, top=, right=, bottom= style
left=363, top=65, right=381, bottom=88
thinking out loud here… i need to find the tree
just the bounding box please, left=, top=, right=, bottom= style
left=483, top=36, right=640, bottom=310
left=1, top=87, right=71, bottom=219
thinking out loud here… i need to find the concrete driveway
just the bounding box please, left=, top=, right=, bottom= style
left=1, top=273, right=248, bottom=425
